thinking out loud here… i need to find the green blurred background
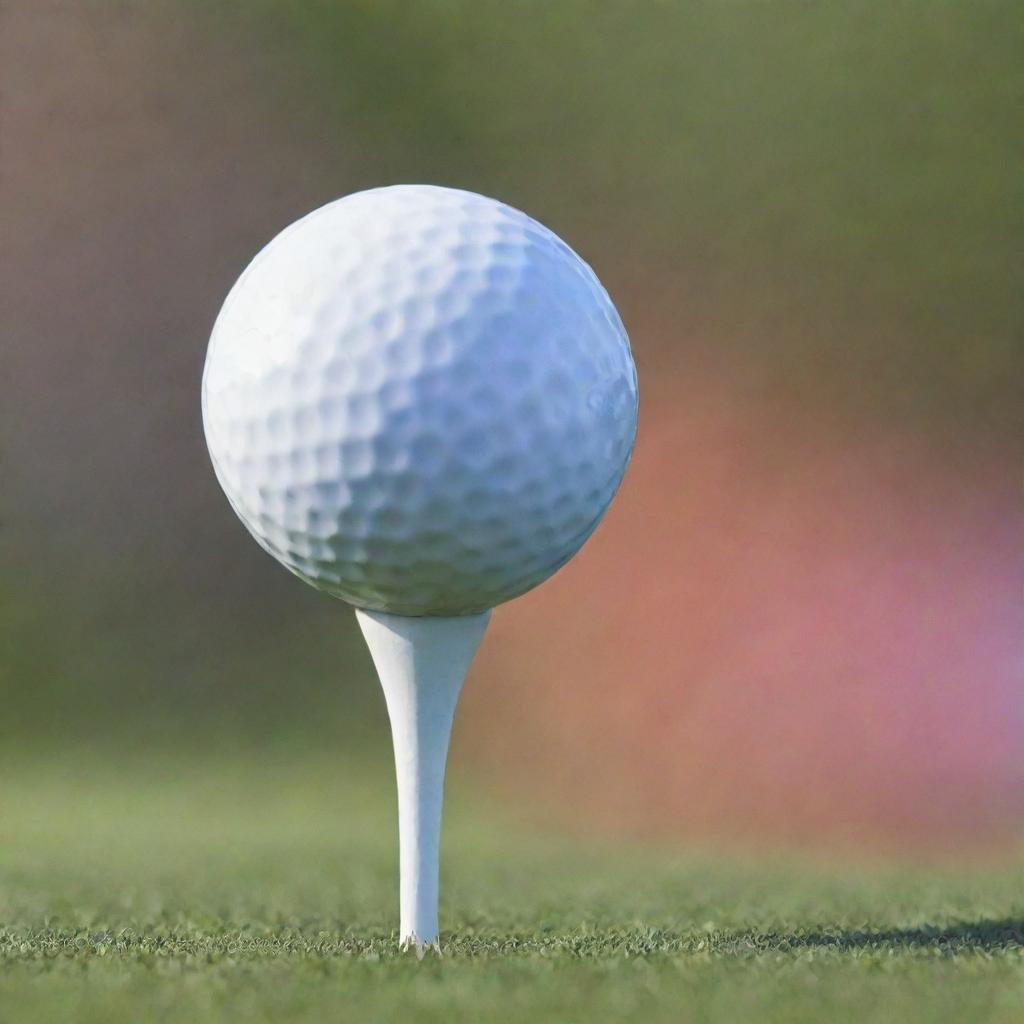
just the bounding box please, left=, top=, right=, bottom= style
left=3, top=0, right=1021, bottom=852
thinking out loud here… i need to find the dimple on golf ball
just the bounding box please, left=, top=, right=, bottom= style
left=202, top=184, right=638, bottom=615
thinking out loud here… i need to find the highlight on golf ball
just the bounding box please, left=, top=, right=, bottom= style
left=202, top=184, right=638, bottom=615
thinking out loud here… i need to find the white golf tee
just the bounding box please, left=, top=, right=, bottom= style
left=355, top=608, right=491, bottom=956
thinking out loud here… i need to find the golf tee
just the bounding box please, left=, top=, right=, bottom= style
left=355, top=607, right=490, bottom=956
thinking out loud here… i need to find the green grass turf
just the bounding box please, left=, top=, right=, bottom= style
left=1, top=752, right=1023, bottom=1023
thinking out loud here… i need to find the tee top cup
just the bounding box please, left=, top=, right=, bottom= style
left=202, top=185, right=638, bottom=954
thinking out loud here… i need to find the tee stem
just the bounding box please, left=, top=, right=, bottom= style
left=355, top=608, right=490, bottom=957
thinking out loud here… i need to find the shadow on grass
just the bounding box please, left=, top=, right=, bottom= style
left=752, top=919, right=1024, bottom=955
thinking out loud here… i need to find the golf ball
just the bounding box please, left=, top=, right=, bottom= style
left=202, top=185, right=637, bottom=615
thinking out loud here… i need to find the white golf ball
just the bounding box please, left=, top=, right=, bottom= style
left=202, top=185, right=637, bottom=615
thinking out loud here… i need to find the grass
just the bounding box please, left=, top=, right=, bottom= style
left=1, top=751, right=1023, bottom=1022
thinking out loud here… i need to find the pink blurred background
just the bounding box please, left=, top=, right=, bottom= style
left=465, top=361, right=1021, bottom=853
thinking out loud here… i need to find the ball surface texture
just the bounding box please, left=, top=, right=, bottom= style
left=203, top=185, right=637, bottom=615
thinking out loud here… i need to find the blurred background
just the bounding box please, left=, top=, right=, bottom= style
left=3, top=0, right=1021, bottom=857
